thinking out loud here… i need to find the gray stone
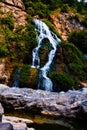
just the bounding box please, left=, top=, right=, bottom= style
left=0, top=84, right=87, bottom=120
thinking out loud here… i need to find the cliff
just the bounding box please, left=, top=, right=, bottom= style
left=0, top=0, right=87, bottom=89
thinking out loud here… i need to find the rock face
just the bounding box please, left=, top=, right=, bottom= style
left=0, top=84, right=87, bottom=120
left=0, top=0, right=27, bottom=26
left=4, top=0, right=25, bottom=10
left=50, top=13, right=85, bottom=40
left=0, top=59, right=7, bottom=84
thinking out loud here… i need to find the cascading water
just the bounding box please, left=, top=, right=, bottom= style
left=12, top=69, right=20, bottom=87
left=32, top=19, right=61, bottom=91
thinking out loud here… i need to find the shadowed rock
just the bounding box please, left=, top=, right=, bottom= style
left=0, top=84, right=87, bottom=120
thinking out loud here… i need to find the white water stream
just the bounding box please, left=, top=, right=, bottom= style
left=32, top=19, right=61, bottom=91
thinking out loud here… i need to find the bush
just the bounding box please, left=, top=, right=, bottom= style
left=81, top=16, right=87, bottom=27
left=0, top=14, right=14, bottom=30
left=23, top=0, right=49, bottom=18
left=41, top=0, right=63, bottom=10
left=62, top=42, right=84, bottom=64
left=19, top=64, right=38, bottom=88
left=68, top=30, right=87, bottom=53
left=0, top=43, right=9, bottom=57
left=61, top=4, right=69, bottom=13
left=69, top=63, right=87, bottom=81
left=34, top=2, right=49, bottom=18
left=39, top=38, right=51, bottom=67
left=50, top=71, right=75, bottom=91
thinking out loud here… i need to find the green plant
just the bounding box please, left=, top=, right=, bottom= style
left=69, top=63, right=87, bottom=80
left=61, top=4, right=69, bottom=13
left=0, top=42, right=9, bottom=57
left=39, top=38, right=51, bottom=67
left=81, top=16, right=87, bottom=27
left=0, top=14, right=14, bottom=30
left=19, top=64, right=38, bottom=88
left=62, top=41, right=85, bottom=64
left=50, top=71, right=75, bottom=91
left=68, top=30, right=87, bottom=53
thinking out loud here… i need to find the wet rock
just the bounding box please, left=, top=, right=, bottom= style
left=0, top=84, right=87, bottom=120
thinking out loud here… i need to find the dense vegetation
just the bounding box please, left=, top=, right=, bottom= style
left=0, top=0, right=87, bottom=91
left=68, top=30, right=87, bottom=53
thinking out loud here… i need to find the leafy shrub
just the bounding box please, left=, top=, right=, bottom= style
left=69, top=63, right=87, bottom=81
left=62, top=42, right=84, bottom=64
left=23, top=0, right=49, bottom=18
left=61, top=4, right=69, bottom=13
left=26, top=15, right=33, bottom=23
left=50, top=71, right=75, bottom=91
left=68, top=30, right=87, bottom=53
left=33, top=2, right=49, bottom=18
left=39, top=38, right=51, bottom=67
left=41, top=0, right=63, bottom=10
left=19, top=64, right=38, bottom=88
left=0, top=42, right=9, bottom=57
left=24, top=24, right=37, bottom=49
left=15, top=25, right=25, bottom=33
left=81, top=16, right=87, bottom=27
left=0, top=14, right=14, bottom=30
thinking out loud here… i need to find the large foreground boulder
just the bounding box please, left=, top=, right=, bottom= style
left=0, top=84, right=87, bottom=120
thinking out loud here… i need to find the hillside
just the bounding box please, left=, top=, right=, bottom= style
left=0, top=0, right=87, bottom=91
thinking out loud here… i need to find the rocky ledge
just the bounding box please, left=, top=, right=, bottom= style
left=0, top=84, right=87, bottom=120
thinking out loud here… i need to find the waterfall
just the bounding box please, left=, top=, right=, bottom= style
left=32, top=19, right=61, bottom=91
left=12, top=69, right=20, bottom=87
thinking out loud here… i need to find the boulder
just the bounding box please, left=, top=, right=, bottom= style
left=0, top=84, right=87, bottom=120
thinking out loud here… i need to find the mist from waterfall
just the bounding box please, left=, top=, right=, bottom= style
left=31, top=19, right=61, bottom=91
